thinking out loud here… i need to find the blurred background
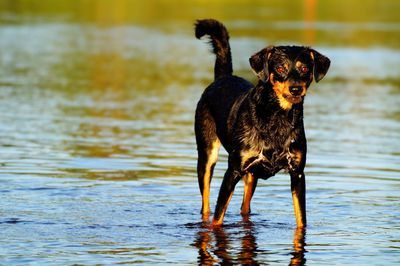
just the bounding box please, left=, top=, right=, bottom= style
left=0, top=0, right=399, bottom=265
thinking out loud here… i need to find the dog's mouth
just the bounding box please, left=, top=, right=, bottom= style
left=283, top=94, right=304, bottom=104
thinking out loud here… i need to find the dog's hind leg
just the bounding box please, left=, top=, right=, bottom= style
left=195, top=106, right=220, bottom=220
left=197, top=140, right=220, bottom=219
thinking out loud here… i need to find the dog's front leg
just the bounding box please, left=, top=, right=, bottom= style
left=240, top=173, right=258, bottom=217
left=290, top=172, right=306, bottom=228
left=212, top=168, right=241, bottom=226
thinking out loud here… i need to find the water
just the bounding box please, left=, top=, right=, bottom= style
left=0, top=1, right=399, bottom=265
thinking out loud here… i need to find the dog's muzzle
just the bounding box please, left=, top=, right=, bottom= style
left=289, top=86, right=303, bottom=96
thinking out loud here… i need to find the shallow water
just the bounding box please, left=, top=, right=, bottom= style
left=0, top=1, right=399, bottom=265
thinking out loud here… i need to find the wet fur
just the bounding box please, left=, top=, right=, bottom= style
left=194, top=19, right=330, bottom=227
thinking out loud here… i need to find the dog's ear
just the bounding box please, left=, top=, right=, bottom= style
left=249, top=46, right=274, bottom=83
left=310, top=49, right=330, bottom=82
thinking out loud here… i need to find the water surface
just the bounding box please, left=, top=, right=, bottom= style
left=0, top=1, right=399, bottom=265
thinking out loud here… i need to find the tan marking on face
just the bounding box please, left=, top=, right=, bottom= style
left=295, top=61, right=304, bottom=68
left=270, top=73, right=307, bottom=110
left=272, top=80, right=294, bottom=110
left=283, top=63, right=290, bottom=71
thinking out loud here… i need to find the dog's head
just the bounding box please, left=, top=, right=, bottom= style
left=249, top=46, right=330, bottom=110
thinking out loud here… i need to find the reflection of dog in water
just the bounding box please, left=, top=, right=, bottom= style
left=193, top=223, right=306, bottom=265
left=194, top=19, right=330, bottom=227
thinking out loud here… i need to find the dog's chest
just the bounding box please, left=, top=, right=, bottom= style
left=240, top=129, right=297, bottom=179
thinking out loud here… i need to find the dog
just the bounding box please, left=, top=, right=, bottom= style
left=194, top=19, right=330, bottom=227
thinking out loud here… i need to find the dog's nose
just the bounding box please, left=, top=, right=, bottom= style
left=289, top=86, right=302, bottom=96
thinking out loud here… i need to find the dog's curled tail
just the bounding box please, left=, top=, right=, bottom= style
left=195, top=19, right=233, bottom=80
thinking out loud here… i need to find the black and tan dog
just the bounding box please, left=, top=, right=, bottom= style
left=194, top=19, right=330, bottom=227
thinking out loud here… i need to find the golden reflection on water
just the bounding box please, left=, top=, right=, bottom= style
left=304, top=0, right=316, bottom=44
left=193, top=223, right=306, bottom=265
left=2, top=0, right=399, bottom=47
left=290, top=228, right=306, bottom=266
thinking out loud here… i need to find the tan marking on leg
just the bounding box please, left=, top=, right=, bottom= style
left=201, top=140, right=220, bottom=217
left=241, top=173, right=255, bottom=216
left=292, top=189, right=306, bottom=228
left=292, top=192, right=302, bottom=227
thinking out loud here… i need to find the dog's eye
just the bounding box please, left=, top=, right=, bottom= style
left=300, top=66, right=309, bottom=73
left=276, top=66, right=285, bottom=74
